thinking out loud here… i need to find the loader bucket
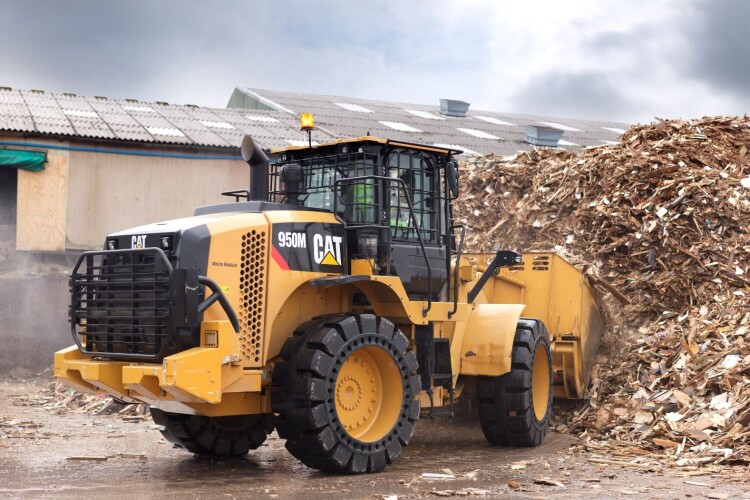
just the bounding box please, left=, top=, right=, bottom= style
left=468, top=252, right=605, bottom=399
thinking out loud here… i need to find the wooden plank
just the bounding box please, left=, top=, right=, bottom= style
left=16, top=149, right=69, bottom=251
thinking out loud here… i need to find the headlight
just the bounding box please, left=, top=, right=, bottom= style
left=105, top=239, right=118, bottom=250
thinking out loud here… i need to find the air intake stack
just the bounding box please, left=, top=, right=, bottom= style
left=240, top=135, right=269, bottom=201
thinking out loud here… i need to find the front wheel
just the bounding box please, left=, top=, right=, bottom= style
left=477, top=318, right=552, bottom=446
left=150, top=408, right=272, bottom=457
left=271, top=314, right=421, bottom=474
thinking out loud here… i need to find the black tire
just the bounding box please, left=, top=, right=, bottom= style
left=150, top=407, right=272, bottom=457
left=477, top=318, right=552, bottom=447
left=271, top=313, right=421, bottom=474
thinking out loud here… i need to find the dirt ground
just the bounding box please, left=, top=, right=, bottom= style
left=1, top=377, right=748, bottom=500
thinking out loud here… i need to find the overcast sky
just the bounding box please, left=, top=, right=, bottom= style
left=1, top=0, right=748, bottom=124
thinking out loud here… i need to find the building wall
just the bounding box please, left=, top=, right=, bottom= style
left=2, top=136, right=249, bottom=251
left=65, top=148, right=248, bottom=249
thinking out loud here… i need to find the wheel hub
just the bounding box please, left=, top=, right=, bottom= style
left=336, top=375, right=363, bottom=411
left=334, top=347, right=402, bottom=442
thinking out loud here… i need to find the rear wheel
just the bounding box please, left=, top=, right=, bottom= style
left=150, top=408, right=271, bottom=457
left=271, top=314, right=420, bottom=474
left=477, top=318, right=552, bottom=446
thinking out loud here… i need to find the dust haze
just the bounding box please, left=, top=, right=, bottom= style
left=0, top=168, right=71, bottom=375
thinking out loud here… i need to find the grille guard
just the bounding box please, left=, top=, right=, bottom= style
left=70, top=247, right=239, bottom=361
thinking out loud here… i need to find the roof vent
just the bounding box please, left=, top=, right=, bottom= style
left=439, top=99, right=470, bottom=117
left=524, top=125, right=564, bottom=147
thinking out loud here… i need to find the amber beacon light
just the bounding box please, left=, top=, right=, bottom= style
left=299, top=113, right=315, bottom=131
left=300, top=113, right=315, bottom=147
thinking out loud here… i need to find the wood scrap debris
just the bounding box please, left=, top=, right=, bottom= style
left=0, top=416, right=49, bottom=440
left=454, top=116, right=750, bottom=466
left=13, top=380, right=147, bottom=418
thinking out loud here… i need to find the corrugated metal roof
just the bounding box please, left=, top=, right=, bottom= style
left=0, top=87, right=298, bottom=150
left=232, top=87, right=632, bottom=156
left=0, top=86, right=632, bottom=155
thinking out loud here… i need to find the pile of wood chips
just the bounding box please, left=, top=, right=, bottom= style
left=454, top=116, right=750, bottom=466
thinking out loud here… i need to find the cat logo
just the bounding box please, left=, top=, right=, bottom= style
left=313, top=233, right=342, bottom=266
left=271, top=223, right=345, bottom=272
left=131, top=234, right=147, bottom=249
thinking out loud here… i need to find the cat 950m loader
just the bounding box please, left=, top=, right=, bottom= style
left=55, top=126, right=603, bottom=474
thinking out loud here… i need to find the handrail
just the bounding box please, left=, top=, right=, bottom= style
left=221, top=189, right=250, bottom=202
left=448, top=224, right=465, bottom=318
left=334, top=175, right=433, bottom=316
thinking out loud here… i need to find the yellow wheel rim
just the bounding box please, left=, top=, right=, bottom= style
left=532, top=345, right=551, bottom=421
left=335, top=345, right=403, bottom=443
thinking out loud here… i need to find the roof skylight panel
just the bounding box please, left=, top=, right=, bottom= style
left=122, top=104, right=156, bottom=113
left=200, top=120, right=236, bottom=130
left=245, top=114, right=279, bottom=123
left=405, top=109, right=445, bottom=120
left=538, top=121, right=582, bottom=132
left=334, top=102, right=374, bottom=113
left=475, top=116, right=516, bottom=126
left=146, top=126, right=185, bottom=137
left=62, top=108, right=98, bottom=118
left=379, top=121, right=422, bottom=133
left=457, top=128, right=500, bottom=140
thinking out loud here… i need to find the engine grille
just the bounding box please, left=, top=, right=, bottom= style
left=70, top=248, right=174, bottom=360
left=239, top=229, right=266, bottom=366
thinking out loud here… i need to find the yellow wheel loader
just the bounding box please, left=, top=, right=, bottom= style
left=55, top=129, right=603, bottom=474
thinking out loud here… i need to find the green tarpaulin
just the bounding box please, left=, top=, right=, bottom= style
left=0, top=149, right=46, bottom=172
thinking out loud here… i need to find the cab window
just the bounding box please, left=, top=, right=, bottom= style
left=387, top=150, right=437, bottom=242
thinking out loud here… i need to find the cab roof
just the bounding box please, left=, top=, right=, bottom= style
left=271, top=136, right=462, bottom=156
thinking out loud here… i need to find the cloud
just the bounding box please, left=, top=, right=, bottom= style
left=510, top=71, right=633, bottom=121
left=687, top=0, right=750, bottom=98
left=0, top=0, right=748, bottom=124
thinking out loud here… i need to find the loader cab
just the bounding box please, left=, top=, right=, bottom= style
left=269, top=137, right=462, bottom=300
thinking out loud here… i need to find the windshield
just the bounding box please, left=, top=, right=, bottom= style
left=271, top=147, right=379, bottom=223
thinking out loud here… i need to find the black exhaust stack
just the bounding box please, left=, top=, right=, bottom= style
left=241, top=135, right=269, bottom=201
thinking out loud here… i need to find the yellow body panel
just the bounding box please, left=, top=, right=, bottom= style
left=54, top=347, right=133, bottom=400
left=262, top=210, right=351, bottom=363
left=462, top=252, right=603, bottom=398
left=201, top=212, right=268, bottom=368
left=459, top=304, right=525, bottom=376
left=55, top=321, right=266, bottom=416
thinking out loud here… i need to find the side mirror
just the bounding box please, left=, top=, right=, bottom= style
left=446, top=160, right=460, bottom=198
